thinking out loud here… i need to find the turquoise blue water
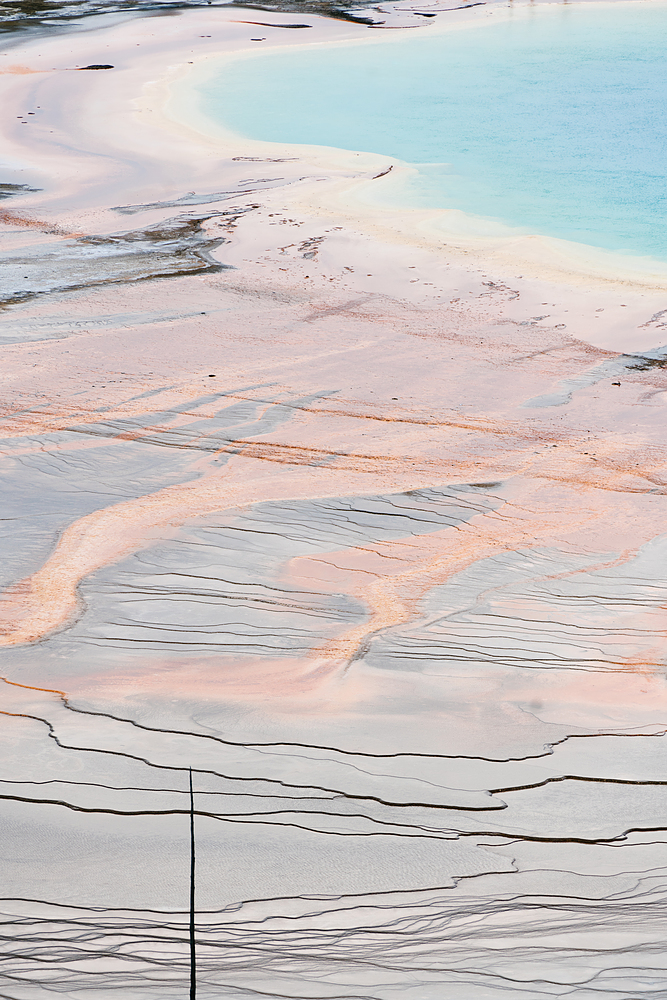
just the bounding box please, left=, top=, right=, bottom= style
left=201, top=4, right=667, bottom=259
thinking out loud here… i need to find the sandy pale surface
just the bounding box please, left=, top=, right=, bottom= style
left=1, top=4, right=667, bottom=997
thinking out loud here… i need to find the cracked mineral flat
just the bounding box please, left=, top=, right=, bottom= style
left=2, top=2, right=667, bottom=998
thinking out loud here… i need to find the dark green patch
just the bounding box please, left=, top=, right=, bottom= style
left=0, top=0, right=379, bottom=36
left=627, top=357, right=667, bottom=371
left=0, top=183, right=41, bottom=199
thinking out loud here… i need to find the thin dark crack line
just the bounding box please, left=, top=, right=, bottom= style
left=3, top=675, right=666, bottom=764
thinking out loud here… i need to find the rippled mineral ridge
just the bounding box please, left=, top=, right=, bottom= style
left=2, top=0, right=667, bottom=998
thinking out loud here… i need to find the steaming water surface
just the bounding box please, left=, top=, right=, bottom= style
left=202, top=2, right=667, bottom=259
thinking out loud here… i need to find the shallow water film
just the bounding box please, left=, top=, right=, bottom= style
left=3, top=1, right=667, bottom=998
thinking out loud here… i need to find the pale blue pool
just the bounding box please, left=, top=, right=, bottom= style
left=200, top=3, right=667, bottom=259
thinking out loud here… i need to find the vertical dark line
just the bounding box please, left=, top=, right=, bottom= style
left=189, top=767, right=196, bottom=1000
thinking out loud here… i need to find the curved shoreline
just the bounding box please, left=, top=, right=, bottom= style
left=165, top=0, right=667, bottom=292
left=5, top=10, right=667, bottom=991
left=1, top=1, right=666, bottom=302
